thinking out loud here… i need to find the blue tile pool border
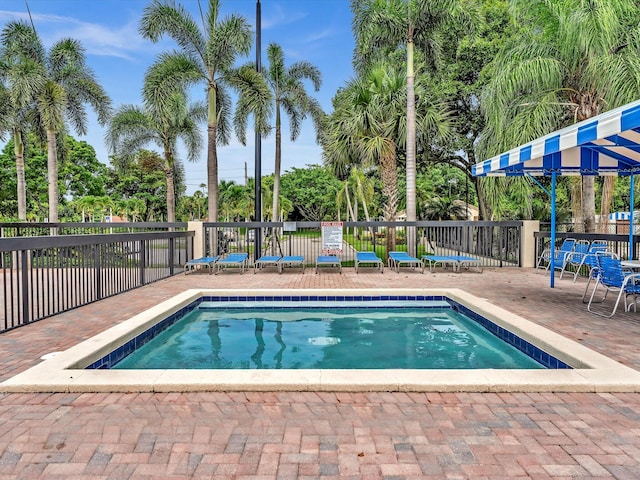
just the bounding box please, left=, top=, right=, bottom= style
left=86, top=295, right=571, bottom=370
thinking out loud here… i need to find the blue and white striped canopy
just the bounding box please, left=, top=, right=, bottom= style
left=473, top=99, right=640, bottom=177
left=609, top=211, right=631, bottom=221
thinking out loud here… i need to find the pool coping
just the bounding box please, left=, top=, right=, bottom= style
left=3, top=288, right=640, bottom=393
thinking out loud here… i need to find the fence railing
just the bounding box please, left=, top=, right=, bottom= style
left=204, top=221, right=523, bottom=268
left=0, top=230, right=194, bottom=333
left=0, top=221, right=188, bottom=238
left=0, top=220, right=523, bottom=334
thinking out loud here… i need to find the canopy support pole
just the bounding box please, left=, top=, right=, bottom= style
left=550, top=172, right=557, bottom=288
left=630, top=175, right=635, bottom=260
left=525, top=173, right=551, bottom=197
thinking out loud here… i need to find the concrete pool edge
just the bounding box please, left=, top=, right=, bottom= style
left=2, top=288, right=640, bottom=393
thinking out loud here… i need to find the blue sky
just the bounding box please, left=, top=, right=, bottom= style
left=0, top=0, right=355, bottom=193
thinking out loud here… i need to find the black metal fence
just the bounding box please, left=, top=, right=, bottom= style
left=204, top=221, right=523, bottom=268
left=0, top=222, right=188, bottom=238
left=0, top=230, right=193, bottom=333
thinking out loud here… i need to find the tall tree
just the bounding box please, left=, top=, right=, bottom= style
left=2, top=21, right=111, bottom=223
left=139, top=0, right=253, bottom=223
left=324, top=63, right=450, bottom=255
left=323, top=65, right=406, bottom=255
left=233, top=43, right=323, bottom=222
left=351, top=0, right=476, bottom=254
left=0, top=21, right=46, bottom=220
left=106, top=63, right=205, bottom=222
left=480, top=0, right=640, bottom=232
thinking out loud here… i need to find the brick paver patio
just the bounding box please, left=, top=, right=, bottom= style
left=1, top=267, right=640, bottom=478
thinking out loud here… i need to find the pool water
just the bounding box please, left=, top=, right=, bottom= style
left=112, top=306, right=545, bottom=370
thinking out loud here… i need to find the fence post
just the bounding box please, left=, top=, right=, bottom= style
left=20, top=249, right=30, bottom=325
left=168, top=237, right=175, bottom=275
left=94, top=246, right=102, bottom=301
left=140, top=242, right=147, bottom=285
left=520, top=220, right=540, bottom=268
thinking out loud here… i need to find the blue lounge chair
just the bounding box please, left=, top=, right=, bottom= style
left=422, top=255, right=483, bottom=273
left=388, top=251, right=423, bottom=273
left=254, top=255, right=281, bottom=273
left=422, top=255, right=459, bottom=273
left=587, top=253, right=640, bottom=317
left=279, top=255, right=305, bottom=273
left=215, top=253, right=249, bottom=274
left=355, top=251, right=383, bottom=273
left=316, top=255, right=341, bottom=273
left=184, top=256, right=218, bottom=274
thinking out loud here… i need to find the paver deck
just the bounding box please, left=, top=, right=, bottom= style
left=1, top=268, right=640, bottom=478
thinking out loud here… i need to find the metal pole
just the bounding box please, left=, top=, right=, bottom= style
left=630, top=174, right=635, bottom=260
left=550, top=172, right=556, bottom=288
left=254, top=0, right=262, bottom=261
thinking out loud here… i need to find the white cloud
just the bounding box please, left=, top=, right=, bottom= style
left=0, top=9, right=157, bottom=61
left=261, top=4, right=307, bottom=30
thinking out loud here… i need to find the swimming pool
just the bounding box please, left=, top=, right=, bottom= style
left=105, top=302, right=550, bottom=370
left=3, top=288, right=640, bottom=392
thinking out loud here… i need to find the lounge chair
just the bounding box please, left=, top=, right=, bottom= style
left=422, top=255, right=483, bottom=273
left=422, top=255, right=459, bottom=273
left=316, top=255, right=341, bottom=273
left=587, top=253, right=640, bottom=317
left=278, top=255, right=305, bottom=273
left=562, top=241, right=609, bottom=282
left=355, top=251, right=383, bottom=273
left=253, top=255, right=282, bottom=273
left=536, top=237, right=576, bottom=271
left=184, top=256, right=218, bottom=274
left=215, top=253, right=249, bottom=274
left=388, top=251, right=423, bottom=273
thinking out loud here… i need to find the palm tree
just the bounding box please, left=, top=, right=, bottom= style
left=351, top=0, right=476, bottom=253
left=2, top=21, right=111, bottom=223
left=324, top=63, right=450, bottom=255
left=323, top=65, right=405, bottom=255
left=233, top=42, right=324, bottom=222
left=481, top=0, right=640, bottom=232
left=1, top=21, right=45, bottom=221
left=139, top=0, right=253, bottom=223
left=106, top=64, right=206, bottom=222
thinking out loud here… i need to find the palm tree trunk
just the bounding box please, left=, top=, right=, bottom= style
left=405, top=35, right=417, bottom=256
left=166, top=166, right=176, bottom=223
left=570, top=178, right=584, bottom=232
left=272, top=103, right=281, bottom=222
left=381, top=148, right=398, bottom=256
left=598, top=176, right=615, bottom=233
left=46, top=129, right=59, bottom=224
left=13, top=128, right=26, bottom=221
left=583, top=177, right=596, bottom=232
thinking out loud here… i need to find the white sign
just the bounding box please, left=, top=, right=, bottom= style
left=283, top=222, right=297, bottom=232
left=321, top=221, right=343, bottom=254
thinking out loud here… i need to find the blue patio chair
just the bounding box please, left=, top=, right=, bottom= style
left=587, top=253, right=640, bottom=317
left=562, top=241, right=609, bottom=282
left=215, top=253, right=249, bottom=274
left=253, top=255, right=282, bottom=273
left=355, top=251, right=384, bottom=273
left=558, top=240, right=590, bottom=280
left=279, top=255, right=305, bottom=273
left=536, top=237, right=576, bottom=272
left=388, top=251, right=424, bottom=273
left=184, top=256, right=219, bottom=274
left=421, top=255, right=459, bottom=273
left=316, top=255, right=342, bottom=273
